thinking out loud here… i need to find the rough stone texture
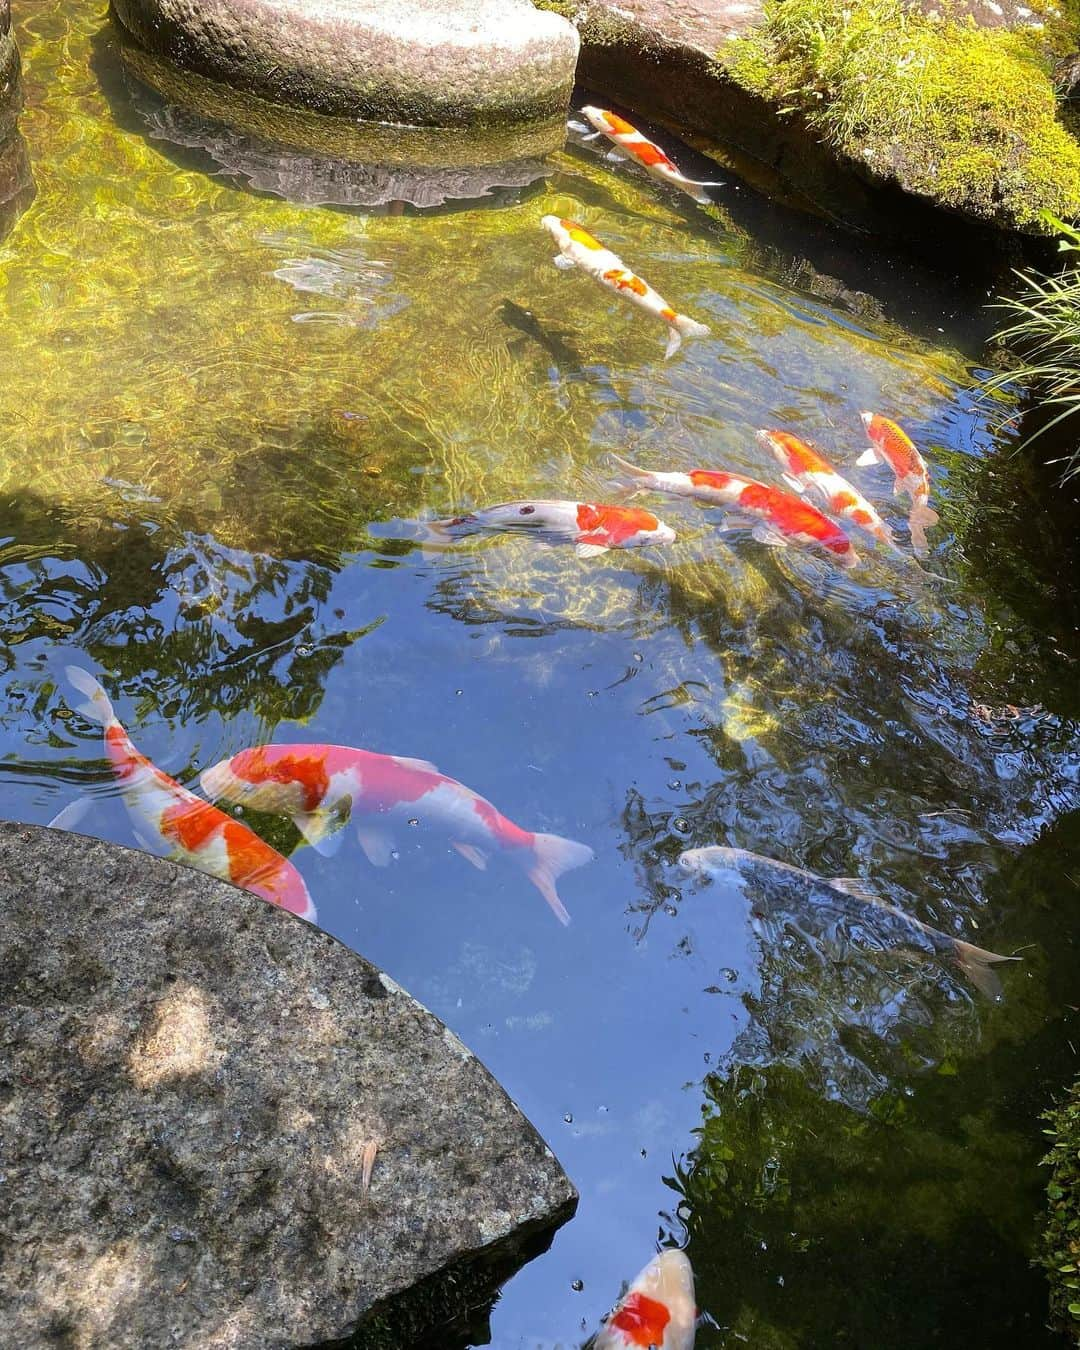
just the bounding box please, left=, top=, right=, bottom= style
left=120, top=42, right=560, bottom=208
left=0, top=822, right=576, bottom=1349
left=0, top=131, right=33, bottom=243
left=110, top=0, right=580, bottom=128
left=0, top=0, right=21, bottom=148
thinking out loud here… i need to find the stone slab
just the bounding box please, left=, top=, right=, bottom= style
left=110, top=0, right=580, bottom=128
left=0, top=822, right=576, bottom=1349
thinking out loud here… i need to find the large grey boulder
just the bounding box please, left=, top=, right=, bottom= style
left=110, top=0, right=580, bottom=128
left=0, top=822, right=576, bottom=1349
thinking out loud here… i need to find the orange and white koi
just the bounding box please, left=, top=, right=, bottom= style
left=201, top=743, right=594, bottom=925
left=594, top=1250, right=697, bottom=1350
left=541, top=216, right=709, bottom=359
left=757, top=428, right=901, bottom=554
left=65, top=667, right=316, bottom=922
left=434, top=498, right=676, bottom=558
left=859, top=412, right=940, bottom=556
left=579, top=105, right=724, bottom=207
left=611, top=453, right=858, bottom=567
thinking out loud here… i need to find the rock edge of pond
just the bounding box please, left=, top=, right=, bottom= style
left=0, top=821, right=577, bottom=1350
left=109, top=0, right=580, bottom=131
left=0, top=0, right=20, bottom=147
left=537, top=0, right=1077, bottom=246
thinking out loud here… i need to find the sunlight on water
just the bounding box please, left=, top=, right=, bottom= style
left=2, top=2, right=1079, bottom=1347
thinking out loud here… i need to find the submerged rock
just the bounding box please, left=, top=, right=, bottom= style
left=118, top=41, right=558, bottom=210
left=0, top=822, right=576, bottom=1349
left=111, top=0, right=579, bottom=130
left=0, top=0, right=20, bottom=147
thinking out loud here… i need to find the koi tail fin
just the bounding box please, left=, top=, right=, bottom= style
left=685, top=179, right=725, bottom=205
left=66, top=665, right=117, bottom=727
left=609, top=452, right=653, bottom=481
left=665, top=315, right=710, bottom=360
left=907, top=502, right=940, bottom=557
left=526, top=833, right=595, bottom=925
left=953, top=938, right=1020, bottom=1000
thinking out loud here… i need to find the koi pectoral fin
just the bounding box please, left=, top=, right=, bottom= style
left=48, top=795, right=95, bottom=833
left=750, top=521, right=789, bottom=548
left=553, top=255, right=576, bottom=271
left=781, top=473, right=807, bottom=495
left=356, top=823, right=396, bottom=867
left=293, top=810, right=346, bottom=858
left=575, top=541, right=610, bottom=559
left=855, top=447, right=881, bottom=467
left=452, top=842, right=489, bottom=870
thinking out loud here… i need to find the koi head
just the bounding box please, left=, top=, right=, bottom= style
left=757, top=427, right=825, bottom=476
left=679, top=845, right=745, bottom=882
left=580, top=104, right=611, bottom=133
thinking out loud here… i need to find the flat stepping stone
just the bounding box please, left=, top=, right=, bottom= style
left=0, top=821, right=576, bottom=1349
left=110, top=0, right=580, bottom=128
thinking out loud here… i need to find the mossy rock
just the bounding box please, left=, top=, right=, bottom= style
left=724, top=0, right=1080, bottom=233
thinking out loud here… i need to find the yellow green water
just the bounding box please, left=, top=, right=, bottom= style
left=3, top=1, right=1080, bottom=1346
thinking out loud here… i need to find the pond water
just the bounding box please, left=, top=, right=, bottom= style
left=4, top=3, right=1080, bottom=1346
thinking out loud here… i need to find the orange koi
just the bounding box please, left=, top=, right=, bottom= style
left=541, top=215, right=709, bottom=359
left=611, top=454, right=858, bottom=567
left=65, top=667, right=316, bottom=922
left=756, top=428, right=899, bottom=553
left=580, top=105, right=724, bottom=207
left=859, top=412, right=940, bottom=556
left=201, top=743, right=594, bottom=925
left=594, top=1250, right=697, bottom=1350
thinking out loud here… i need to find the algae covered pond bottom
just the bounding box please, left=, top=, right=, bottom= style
left=4, top=2, right=1080, bottom=1345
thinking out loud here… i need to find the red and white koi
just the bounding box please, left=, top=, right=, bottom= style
left=611, top=453, right=858, bottom=567
left=579, top=105, right=724, bottom=207
left=859, top=412, right=940, bottom=556
left=756, top=428, right=900, bottom=554
left=65, top=667, right=316, bottom=922
left=541, top=216, right=709, bottom=360
left=200, top=743, right=594, bottom=925
left=434, top=498, right=676, bottom=559
left=594, top=1250, right=697, bottom=1350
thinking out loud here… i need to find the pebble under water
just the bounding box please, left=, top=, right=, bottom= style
left=3, top=3, right=1080, bottom=1346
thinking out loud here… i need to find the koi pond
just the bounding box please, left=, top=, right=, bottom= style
left=4, top=2, right=1080, bottom=1345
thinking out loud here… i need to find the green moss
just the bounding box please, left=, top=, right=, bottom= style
left=725, top=0, right=1080, bottom=231
left=1042, top=1080, right=1080, bottom=1340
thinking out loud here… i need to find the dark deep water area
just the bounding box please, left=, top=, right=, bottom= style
left=3, top=3, right=1080, bottom=1345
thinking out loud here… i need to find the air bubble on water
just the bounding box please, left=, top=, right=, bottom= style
left=633, top=652, right=643, bottom=662
left=233, top=805, right=244, bottom=816
left=640, top=1148, right=647, bottom=1157
left=563, top=1112, right=573, bottom=1124
left=296, top=644, right=312, bottom=657
left=390, top=849, right=400, bottom=861
left=587, top=689, right=599, bottom=698
left=663, top=903, right=677, bottom=917
left=671, top=817, right=691, bottom=837
left=722, top=967, right=737, bottom=983
left=407, top=818, right=419, bottom=827
left=571, top=1279, right=584, bottom=1293
left=455, top=689, right=463, bottom=696
left=667, top=779, right=682, bottom=791
left=703, top=1052, right=711, bottom=1064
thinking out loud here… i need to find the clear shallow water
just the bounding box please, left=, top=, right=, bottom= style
left=4, top=4, right=1080, bottom=1346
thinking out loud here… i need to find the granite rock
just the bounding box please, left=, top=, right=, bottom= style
left=0, top=822, right=576, bottom=1349
left=110, top=0, right=580, bottom=128
left=0, top=0, right=20, bottom=147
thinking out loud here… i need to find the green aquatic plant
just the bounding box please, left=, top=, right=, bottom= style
left=1043, top=1078, right=1080, bottom=1340
left=987, top=214, right=1080, bottom=479
left=725, top=0, right=1080, bottom=231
